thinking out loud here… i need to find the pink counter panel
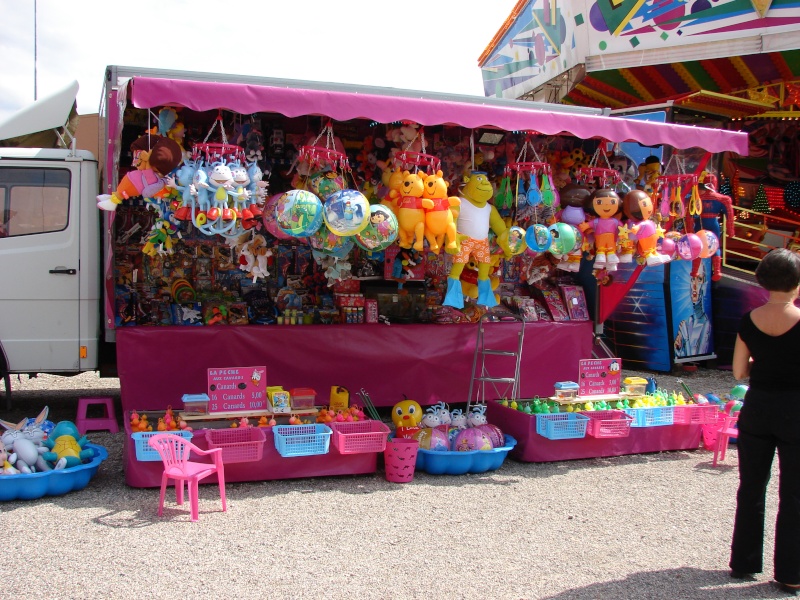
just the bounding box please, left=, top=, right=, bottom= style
left=116, top=321, right=592, bottom=413
left=486, top=401, right=703, bottom=463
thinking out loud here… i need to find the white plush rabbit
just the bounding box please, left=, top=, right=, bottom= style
left=0, top=407, right=51, bottom=474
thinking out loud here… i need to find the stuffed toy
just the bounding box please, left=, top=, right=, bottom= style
left=443, top=171, right=511, bottom=308
left=635, top=156, right=661, bottom=194
left=460, top=254, right=502, bottom=303
left=379, top=166, right=405, bottom=213
left=422, top=170, right=460, bottom=254
left=622, top=190, right=668, bottom=266
left=97, top=135, right=183, bottom=211
left=583, top=188, right=622, bottom=271
left=554, top=184, right=592, bottom=272
left=693, top=172, right=734, bottom=281
left=396, top=170, right=430, bottom=251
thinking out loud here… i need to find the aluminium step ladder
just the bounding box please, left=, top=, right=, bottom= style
left=466, top=312, right=525, bottom=412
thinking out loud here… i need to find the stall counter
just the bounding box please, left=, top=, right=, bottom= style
left=116, top=321, right=593, bottom=413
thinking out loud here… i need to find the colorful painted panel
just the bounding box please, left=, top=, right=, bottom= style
left=670, top=257, right=715, bottom=361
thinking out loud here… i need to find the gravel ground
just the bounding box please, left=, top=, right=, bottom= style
left=0, top=368, right=791, bottom=600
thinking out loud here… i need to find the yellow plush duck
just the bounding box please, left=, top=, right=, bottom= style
left=444, top=172, right=510, bottom=308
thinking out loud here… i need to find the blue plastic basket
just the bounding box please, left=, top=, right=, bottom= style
left=131, top=430, right=193, bottom=461
left=273, top=424, right=332, bottom=458
left=624, top=406, right=675, bottom=427
left=536, top=413, right=590, bottom=440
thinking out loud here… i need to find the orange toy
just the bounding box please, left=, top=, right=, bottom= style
left=396, top=170, right=429, bottom=251
left=422, top=170, right=460, bottom=254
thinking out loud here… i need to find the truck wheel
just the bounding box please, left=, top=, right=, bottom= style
left=0, top=359, right=10, bottom=411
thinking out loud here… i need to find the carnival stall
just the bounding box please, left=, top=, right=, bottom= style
left=95, top=68, right=746, bottom=484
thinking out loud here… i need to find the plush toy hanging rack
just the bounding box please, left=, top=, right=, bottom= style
left=393, top=126, right=441, bottom=173
left=657, top=154, right=701, bottom=220
left=574, top=145, right=620, bottom=189
left=297, top=121, right=351, bottom=173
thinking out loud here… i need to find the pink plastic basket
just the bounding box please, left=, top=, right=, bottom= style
left=204, top=427, right=266, bottom=463
left=672, top=404, right=721, bottom=425
left=579, top=410, right=634, bottom=439
left=330, top=420, right=390, bottom=454
left=384, top=437, right=419, bottom=483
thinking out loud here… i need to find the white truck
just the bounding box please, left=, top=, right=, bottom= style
left=0, top=66, right=748, bottom=409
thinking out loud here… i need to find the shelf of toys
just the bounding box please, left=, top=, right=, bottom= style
left=485, top=371, right=718, bottom=462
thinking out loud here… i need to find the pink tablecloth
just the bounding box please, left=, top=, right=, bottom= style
left=116, top=321, right=593, bottom=413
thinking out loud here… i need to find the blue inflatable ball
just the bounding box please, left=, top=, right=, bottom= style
left=275, top=189, right=324, bottom=238
left=525, top=223, right=552, bottom=252
left=323, top=189, right=371, bottom=237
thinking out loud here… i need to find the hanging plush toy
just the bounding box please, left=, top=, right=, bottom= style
left=444, top=172, right=511, bottom=308
left=396, top=170, right=429, bottom=251
left=422, top=170, right=460, bottom=254
left=622, top=190, right=669, bottom=266
left=584, top=188, right=622, bottom=272
left=97, top=135, right=183, bottom=211
left=693, top=172, right=734, bottom=281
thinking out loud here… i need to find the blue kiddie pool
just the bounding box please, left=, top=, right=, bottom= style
left=0, top=443, right=108, bottom=501
left=415, top=435, right=517, bottom=475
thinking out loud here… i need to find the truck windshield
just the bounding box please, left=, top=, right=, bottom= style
left=0, top=168, right=70, bottom=237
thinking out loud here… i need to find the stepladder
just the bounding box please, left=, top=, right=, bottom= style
left=466, top=312, right=525, bottom=412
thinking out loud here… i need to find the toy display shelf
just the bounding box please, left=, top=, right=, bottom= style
left=178, top=407, right=319, bottom=422
left=485, top=399, right=703, bottom=463
left=548, top=393, right=644, bottom=405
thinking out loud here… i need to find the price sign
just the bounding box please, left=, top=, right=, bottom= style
left=578, top=358, right=622, bottom=397
left=207, top=366, right=267, bottom=413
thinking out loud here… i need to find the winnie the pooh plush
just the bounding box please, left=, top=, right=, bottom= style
left=422, top=170, right=460, bottom=254
left=396, top=170, right=432, bottom=251
left=443, top=171, right=510, bottom=308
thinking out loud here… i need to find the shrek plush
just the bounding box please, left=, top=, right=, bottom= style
left=444, top=172, right=510, bottom=308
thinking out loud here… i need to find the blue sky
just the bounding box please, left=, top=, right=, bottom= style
left=0, top=0, right=518, bottom=120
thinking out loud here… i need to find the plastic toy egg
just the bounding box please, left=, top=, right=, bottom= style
left=355, top=204, right=398, bottom=252
left=262, top=193, right=293, bottom=240
left=308, top=224, right=354, bottom=258
left=275, top=189, right=324, bottom=238
left=525, top=223, right=552, bottom=253
left=476, top=424, right=505, bottom=448
left=506, top=226, right=528, bottom=256
left=414, top=427, right=450, bottom=451
left=451, top=428, right=493, bottom=452
left=676, top=233, right=703, bottom=261
left=307, top=170, right=345, bottom=200
left=696, top=229, right=720, bottom=258
left=323, top=189, right=370, bottom=236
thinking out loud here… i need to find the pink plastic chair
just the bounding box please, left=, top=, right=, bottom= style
left=147, top=434, right=227, bottom=522
left=712, top=412, right=740, bottom=467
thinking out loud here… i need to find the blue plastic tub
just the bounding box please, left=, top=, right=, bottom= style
left=0, top=444, right=108, bottom=502
left=414, top=435, right=517, bottom=475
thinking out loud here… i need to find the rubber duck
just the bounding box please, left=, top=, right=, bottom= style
left=130, top=410, right=140, bottom=428
left=157, top=417, right=167, bottom=431
left=258, top=416, right=269, bottom=427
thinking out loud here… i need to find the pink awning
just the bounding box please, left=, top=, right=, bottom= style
left=129, top=76, right=749, bottom=155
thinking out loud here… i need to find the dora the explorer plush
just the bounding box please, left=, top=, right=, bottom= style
left=443, top=172, right=510, bottom=308
left=97, top=134, right=183, bottom=211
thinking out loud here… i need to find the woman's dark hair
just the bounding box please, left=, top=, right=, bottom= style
left=755, top=248, right=800, bottom=291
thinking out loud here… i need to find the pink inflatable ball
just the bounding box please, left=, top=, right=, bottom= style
left=676, top=233, right=703, bottom=261
left=451, top=428, right=493, bottom=452
left=476, top=424, right=505, bottom=448
left=262, top=194, right=293, bottom=240
left=307, top=170, right=345, bottom=200
left=413, top=427, right=450, bottom=452
left=658, top=231, right=681, bottom=260
left=696, top=229, right=720, bottom=258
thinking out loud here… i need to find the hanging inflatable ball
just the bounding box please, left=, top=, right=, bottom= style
left=696, top=229, right=720, bottom=258
left=525, top=223, right=552, bottom=253
left=307, top=170, right=345, bottom=200
left=659, top=231, right=681, bottom=261
left=506, top=225, right=528, bottom=256
left=323, top=189, right=371, bottom=237
left=355, top=204, right=398, bottom=252
left=275, top=189, right=324, bottom=238
left=451, top=427, right=493, bottom=452
left=676, top=233, right=703, bottom=261
left=262, top=193, right=293, bottom=240
left=414, top=427, right=450, bottom=452
left=308, top=224, right=355, bottom=259
left=547, top=222, right=578, bottom=255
